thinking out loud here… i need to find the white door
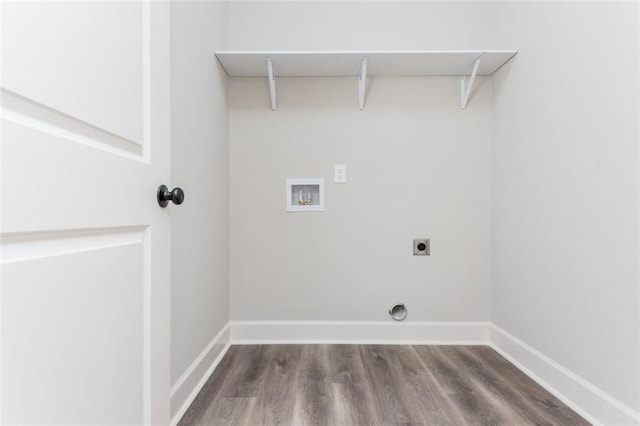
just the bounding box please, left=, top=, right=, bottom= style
left=1, top=2, right=172, bottom=424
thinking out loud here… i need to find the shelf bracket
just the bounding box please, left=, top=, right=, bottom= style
left=460, top=57, right=481, bottom=110
left=358, top=56, right=368, bottom=110
left=266, top=57, right=276, bottom=111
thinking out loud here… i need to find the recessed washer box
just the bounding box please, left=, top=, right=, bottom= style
left=286, top=178, right=325, bottom=212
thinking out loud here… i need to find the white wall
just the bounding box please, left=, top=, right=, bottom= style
left=228, top=1, right=495, bottom=50
left=228, top=2, right=494, bottom=322
left=492, top=1, right=640, bottom=413
left=170, top=1, right=229, bottom=386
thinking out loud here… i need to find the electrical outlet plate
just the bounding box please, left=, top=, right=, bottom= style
left=334, top=164, right=346, bottom=183
left=413, top=239, right=430, bottom=255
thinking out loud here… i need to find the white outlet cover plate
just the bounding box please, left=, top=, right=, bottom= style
left=334, top=164, right=346, bottom=183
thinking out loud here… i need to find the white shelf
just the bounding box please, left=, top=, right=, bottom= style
left=215, top=50, right=516, bottom=77
left=214, top=50, right=517, bottom=110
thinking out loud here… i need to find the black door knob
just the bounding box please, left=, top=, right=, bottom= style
left=157, top=185, right=184, bottom=207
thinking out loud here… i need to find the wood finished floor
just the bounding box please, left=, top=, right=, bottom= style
left=178, top=345, right=590, bottom=426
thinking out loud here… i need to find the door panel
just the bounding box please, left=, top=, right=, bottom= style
left=1, top=112, right=149, bottom=230
left=1, top=2, right=170, bottom=424
left=2, top=230, right=144, bottom=424
left=2, top=2, right=144, bottom=144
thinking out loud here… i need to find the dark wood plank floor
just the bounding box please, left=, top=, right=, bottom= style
left=178, top=345, right=590, bottom=426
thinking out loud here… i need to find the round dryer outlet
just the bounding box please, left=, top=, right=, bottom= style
left=389, top=303, right=408, bottom=321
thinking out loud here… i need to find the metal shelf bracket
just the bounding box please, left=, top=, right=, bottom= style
left=358, top=56, right=368, bottom=110
left=266, top=57, right=277, bottom=111
left=460, top=57, right=482, bottom=110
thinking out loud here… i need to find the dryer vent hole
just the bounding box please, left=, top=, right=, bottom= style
left=389, top=303, right=408, bottom=321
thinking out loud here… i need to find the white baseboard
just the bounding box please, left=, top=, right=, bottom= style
left=170, top=323, right=231, bottom=426
left=490, top=325, right=640, bottom=426
left=230, top=320, right=491, bottom=344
